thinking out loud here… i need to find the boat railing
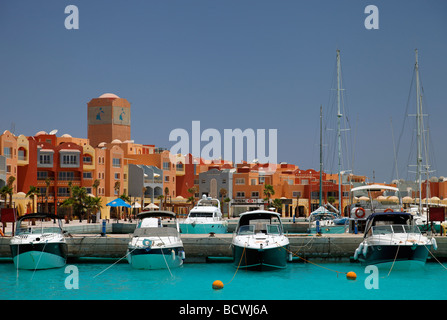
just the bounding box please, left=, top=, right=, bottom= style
left=370, top=224, right=424, bottom=243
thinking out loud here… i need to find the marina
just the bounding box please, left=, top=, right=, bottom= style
left=1, top=219, right=446, bottom=262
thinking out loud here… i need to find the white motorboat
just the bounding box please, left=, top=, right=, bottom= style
left=308, top=206, right=348, bottom=234
left=232, top=210, right=291, bottom=270
left=180, top=195, right=228, bottom=234
left=10, top=213, right=68, bottom=270
left=353, top=212, right=437, bottom=270
left=127, top=211, right=185, bottom=270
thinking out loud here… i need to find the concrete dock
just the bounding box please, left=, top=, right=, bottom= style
left=1, top=220, right=446, bottom=263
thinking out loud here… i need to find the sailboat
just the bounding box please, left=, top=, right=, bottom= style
left=308, top=105, right=348, bottom=234
left=404, top=49, right=443, bottom=233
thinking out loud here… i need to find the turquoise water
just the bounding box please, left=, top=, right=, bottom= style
left=1, top=259, right=447, bottom=301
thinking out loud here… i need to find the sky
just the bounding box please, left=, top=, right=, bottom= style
left=0, top=0, right=446, bottom=184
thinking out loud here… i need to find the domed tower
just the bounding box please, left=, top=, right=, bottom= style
left=87, top=93, right=131, bottom=147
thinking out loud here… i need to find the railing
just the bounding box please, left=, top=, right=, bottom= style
left=370, top=224, right=425, bottom=243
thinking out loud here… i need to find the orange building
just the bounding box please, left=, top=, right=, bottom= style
left=87, top=93, right=131, bottom=147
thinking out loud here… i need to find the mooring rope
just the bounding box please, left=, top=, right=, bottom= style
left=225, top=246, right=245, bottom=286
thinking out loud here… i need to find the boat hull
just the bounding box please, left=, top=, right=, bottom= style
left=180, top=222, right=227, bottom=234
left=232, top=244, right=289, bottom=271
left=308, top=225, right=347, bottom=234
left=127, top=247, right=184, bottom=270
left=357, top=244, right=430, bottom=269
left=10, top=243, right=68, bottom=270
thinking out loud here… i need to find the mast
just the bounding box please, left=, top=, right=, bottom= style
left=319, top=105, right=323, bottom=207
left=415, top=49, right=423, bottom=214
left=336, top=50, right=343, bottom=215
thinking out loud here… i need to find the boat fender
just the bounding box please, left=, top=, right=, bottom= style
left=288, top=252, right=293, bottom=262
left=171, top=249, right=176, bottom=260
left=384, top=208, right=393, bottom=213
left=0, top=229, right=4, bottom=237
left=353, top=248, right=359, bottom=260
left=142, top=239, right=152, bottom=247
left=432, top=238, right=438, bottom=251
left=362, top=244, right=368, bottom=257
left=180, top=250, right=186, bottom=260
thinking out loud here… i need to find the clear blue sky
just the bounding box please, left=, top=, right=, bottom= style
left=1, top=0, right=446, bottom=184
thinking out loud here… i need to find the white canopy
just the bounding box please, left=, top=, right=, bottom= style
left=351, top=184, right=399, bottom=192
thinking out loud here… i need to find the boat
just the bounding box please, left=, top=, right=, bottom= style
left=179, top=195, right=228, bottom=234
left=308, top=206, right=348, bottom=234
left=10, top=213, right=68, bottom=270
left=232, top=210, right=291, bottom=270
left=126, top=210, right=185, bottom=270
left=349, top=184, right=403, bottom=232
left=353, top=212, right=437, bottom=269
left=307, top=106, right=348, bottom=234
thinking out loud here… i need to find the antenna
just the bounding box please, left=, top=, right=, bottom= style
left=49, top=129, right=58, bottom=135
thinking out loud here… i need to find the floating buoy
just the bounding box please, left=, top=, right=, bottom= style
left=212, top=280, right=224, bottom=290
left=346, top=271, right=357, bottom=280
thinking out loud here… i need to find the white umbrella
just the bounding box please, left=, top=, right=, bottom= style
left=144, top=203, right=159, bottom=210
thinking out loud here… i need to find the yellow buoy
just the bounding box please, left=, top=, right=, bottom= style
left=346, top=271, right=357, bottom=280
left=212, top=280, right=224, bottom=290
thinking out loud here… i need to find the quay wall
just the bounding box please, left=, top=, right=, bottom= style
left=1, top=234, right=446, bottom=262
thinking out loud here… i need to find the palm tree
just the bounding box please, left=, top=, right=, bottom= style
left=85, top=195, right=103, bottom=223
left=26, top=186, right=40, bottom=213
left=263, top=184, right=275, bottom=206
left=61, top=186, right=88, bottom=222
left=0, top=186, right=10, bottom=208
left=219, top=188, right=227, bottom=216
left=92, top=179, right=100, bottom=196
left=272, top=198, right=282, bottom=213
left=44, top=177, right=51, bottom=213
left=6, top=176, right=15, bottom=208
left=120, top=193, right=131, bottom=221
left=187, top=187, right=197, bottom=207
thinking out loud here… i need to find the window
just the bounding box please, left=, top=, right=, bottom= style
left=292, top=191, right=301, bottom=198
left=250, top=179, right=257, bottom=185
left=58, top=187, right=70, bottom=197
left=235, top=178, right=245, bottom=185
left=165, top=176, right=170, bottom=182
left=37, top=171, right=49, bottom=180
left=3, top=147, right=12, bottom=158
left=112, top=158, right=121, bottom=168
left=83, top=172, right=92, bottom=179
left=114, top=173, right=120, bottom=180
left=58, top=171, right=75, bottom=181
left=62, top=154, right=78, bottom=165
left=83, top=156, right=92, bottom=164
left=236, top=191, right=245, bottom=198
left=251, top=191, right=259, bottom=198
left=39, top=154, right=52, bottom=165
left=163, top=162, right=170, bottom=170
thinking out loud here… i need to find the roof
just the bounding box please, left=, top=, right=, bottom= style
left=351, top=184, right=399, bottom=192
left=99, top=93, right=119, bottom=99
left=237, top=210, right=281, bottom=227
left=137, top=211, right=176, bottom=219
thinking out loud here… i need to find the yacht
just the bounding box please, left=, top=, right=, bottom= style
left=127, top=211, right=185, bottom=270
left=10, top=213, right=68, bottom=270
left=308, top=206, right=348, bottom=234
left=232, top=210, right=291, bottom=270
left=353, top=212, right=437, bottom=269
left=180, top=195, right=228, bottom=234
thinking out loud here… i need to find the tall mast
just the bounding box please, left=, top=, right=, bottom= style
left=336, top=50, right=343, bottom=214
left=319, top=105, right=323, bottom=207
left=415, top=49, right=423, bottom=214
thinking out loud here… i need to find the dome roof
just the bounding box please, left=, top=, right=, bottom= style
left=99, top=93, right=119, bottom=99
left=61, top=133, right=72, bottom=138
left=111, top=139, right=122, bottom=144
left=35, top=131, right=48, bottom=136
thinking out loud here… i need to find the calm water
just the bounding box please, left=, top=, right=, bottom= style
left=1, top=259, right=447, bottom=301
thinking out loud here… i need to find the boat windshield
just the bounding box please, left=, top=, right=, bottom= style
left=371, top=225, right=421, bottom=235
left=237, top=221, right=282, bottom=235
left=16, top=226, right=62, bottom=235
left=189, top=211, right=214, bottom=218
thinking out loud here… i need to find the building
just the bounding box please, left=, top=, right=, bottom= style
left=87, top=93, right=131, bottom=147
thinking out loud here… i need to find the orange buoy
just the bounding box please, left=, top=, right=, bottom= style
left=346, top=271, right=357, bottom=280
left=212, top=280, right=224, bottom=290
